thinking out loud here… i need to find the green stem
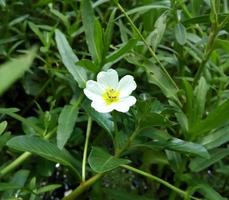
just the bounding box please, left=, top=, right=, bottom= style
left=82, top=116, right=92, bottom=182
left=0, top=127, right=56, bottom=178
left=0, top=94, right=84, bottom=178
left=63, top=127, right=201, bottom=200
left=21, top=78, right=51, bottom=115
left=121, top=165, right=201, bottom=200
left=113, top=0, right=179, bottom=91
left=73, top=93, right=84, bottom=109
left=0, top=152, right=31, bottom=178
left=193, top=0, right=219, bottom=84
left=62, top=173, right=103, bottom=200
left=220, top=15, right=229, bottom=28
left=115, top=127, right=140, bottom=157
left=64, top=127, right=140, bottom=200
left=0, top=110, right=43, bottom=134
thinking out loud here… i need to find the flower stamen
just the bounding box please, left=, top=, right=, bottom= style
left=102, top=88, right=120, bottom=105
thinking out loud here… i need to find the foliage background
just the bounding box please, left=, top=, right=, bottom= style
left=0, top=0, right=229, bottom=199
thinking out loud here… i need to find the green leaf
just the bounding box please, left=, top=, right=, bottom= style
left=0, top=170, right=29, bottom=198
left=104, top=188, right=153, bottom=200
left=189, top=148, right=229, bottom=172
left=49, top=4, right=69, bottom=29
left=147, top=12, right=167, bottom=50
left=57, top=104, right=79, bottom=149
left=142, top=129, right=209, bottom=158
left=76, top=59, right=99, bottom=73
left=0, top=132, right=11, bottom=151
left=7, top=136, right=80, bottom=177
left=191, top=0, right=202, bottom=16
left=0, top=0, right=6, bottom=7
left=181, top=174, right=225, bottom=200
left=193, top=77, right=208, bottom=119
left=37, top=184, right=62, bottom=194
left=215, top=39, right=229, bottom=54
left=182, top=14, right=229, bottom=26
left=0, top=108, right=42, bottom=134
left=139, top=112, right=169, bottom=128
left=199, top=126, right=229, bottom=149
left=28, top=22, right=45, bottom=45
left=82, top=100, right=114, bottom=137
left=188, top=77, right=209, bottom=127
left=10, top=169, right=30, bottom=188
left=81, top=0, right=103, bottom=63
left=105, top=39, right=137, bottom=64
left=189, top=98, right=229, bottom=136
left=0, top=107, right=19, bottom=114
left=165, top=150, right=184, bottom=172
left=174, top=23, right=187, bottom=45
left=0, top=121, right=7, bottom=135
left=123, top=4, right=170, bottom=17
left=55, top=29, right=87, bottom=88
left=0, top=183, right=21, bottom=191
left=0, top=47, right=36, bottom=96
left=88, top=147, right=130, bottom=173
left=94, top=19, right=104, bottom=64
left=144, top=60, right=181, bottom=106
left=104, top=8, right=117, bottom=53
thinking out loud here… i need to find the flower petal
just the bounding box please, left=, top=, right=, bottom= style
left=83, top=80, right=104, bottom=102
left=117, top=75, right=137, bottom=97
left=91, top=100, right=115, bottom=113
left=114, top=96, right=136, bottom=113
left=97, top=69, right=119, bottom=89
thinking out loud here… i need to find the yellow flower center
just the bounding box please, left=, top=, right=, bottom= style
left=102, top=88, right=120, bottom=105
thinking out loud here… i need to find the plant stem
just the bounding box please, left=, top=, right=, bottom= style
left=193, top=0, right=219, bottom=84
left=63, top=127, right=200, bottom=200
left=62, top=173, right=103, bottom=200
left=113, top=0, right=179, bottom=91
left=0, top=152, right=31, bottom=178
left=0, top=127, right=57, bottom=178
left=0, top=93, right=84, bottom=178
left=64, top=127, right=140, bottom=200
left=0, top=110, right=43, bottom=134
left=82, top=116, right=92, bottom=182
left=121, top=164, right=201, bottom=200
left=115, top=127, right=140, bottom=157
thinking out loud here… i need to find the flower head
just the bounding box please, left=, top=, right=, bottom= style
left=84, top=69, right=137, bottom=113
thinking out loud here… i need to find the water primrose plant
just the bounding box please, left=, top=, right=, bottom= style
left=84, top=69, right=137, bottom=113
left=0, top=0, right=229, bottom=200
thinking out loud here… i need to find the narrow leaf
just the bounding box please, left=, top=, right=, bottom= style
left=104, top=8, right=117, bottom=53
left=57, top=104, right=79, bottom=149
left=145, top=61, right=181, bottom=105
left=0, top=47, right=36, bottom=95
left=104, top=188, right=152, bottom=200
left=174, top=23, right=187, bottom=45
left=0, top=121, right=7, bottom=135
left=37, top=184, right=62, bottom=194
left=82, top=100, right=114, bottom=137
left=81, top=0, right=103, bottom=63
left=55, top=29, right=87, bottom=88
left=189, top=148, right=229, bottom=172
left=105, top=39, right=137, bottom=64
left=76, top=59, right=99, bottom=73
left=147, top=12, right=167, bottom=50
left=7, top=136, right=80, bottom=177
left=88, top=147, right=130, bottom=173
left=142, top=129, right=209, bottom=158
left=199, top=125, right=229, bottom=149
left=190, top=98, right=229, bottom=136
left=0, top=183, right=21, bottom=191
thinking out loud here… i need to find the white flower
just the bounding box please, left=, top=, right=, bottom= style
left=83, top=69, right=137, bottom=113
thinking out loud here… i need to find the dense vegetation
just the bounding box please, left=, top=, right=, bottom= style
left=0, top=0, right=229, bottom=199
